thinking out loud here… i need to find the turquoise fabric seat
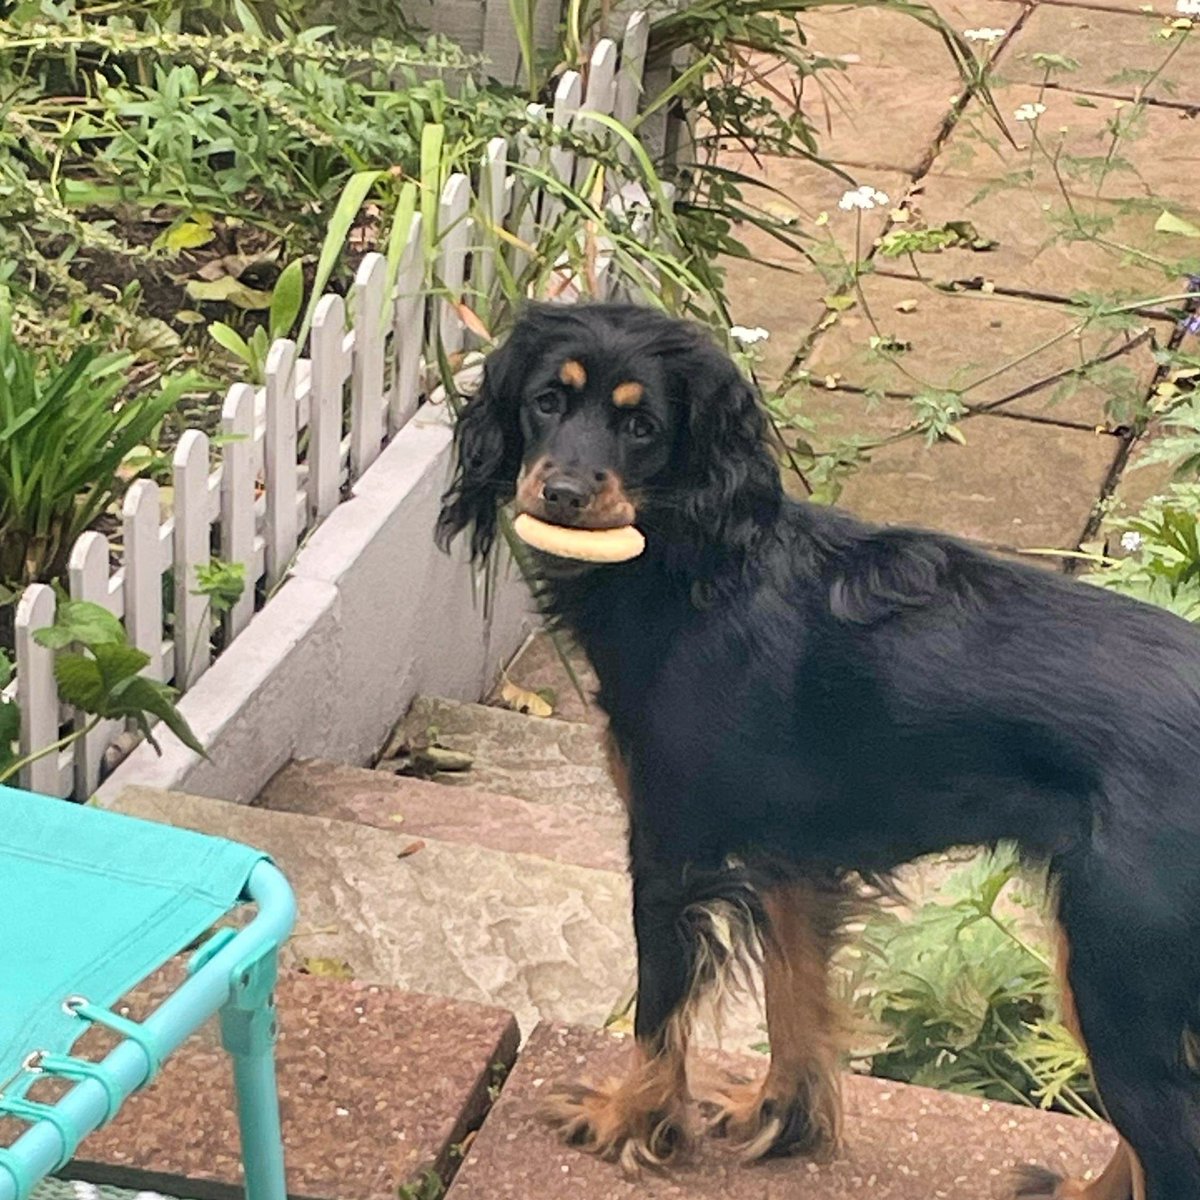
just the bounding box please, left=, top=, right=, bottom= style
left=0, top=785, right=296, bottom=1200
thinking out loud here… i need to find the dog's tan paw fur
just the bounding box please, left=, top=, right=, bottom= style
left=541, top=1077, right=690, bottom=1175
left=704, top=1072, right=841, bottom=1162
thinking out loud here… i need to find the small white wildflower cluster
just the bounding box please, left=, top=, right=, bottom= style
left=730, top=325, right=770, bottom=346
left=964, top=26, right=1006, bottom=42
left=1120, top=531, right=1144, bottom=553
left=839, top=184, right=890, bottom=212
left=1178, top=0, right=1200, bottom=15
left=1014, top=102, right=1047, bottom=122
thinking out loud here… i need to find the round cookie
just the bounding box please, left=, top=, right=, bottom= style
left=513, top=513, right=646, bottom=563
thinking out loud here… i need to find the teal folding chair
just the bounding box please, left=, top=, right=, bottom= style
left=0, top=784, right=296, bottom=1200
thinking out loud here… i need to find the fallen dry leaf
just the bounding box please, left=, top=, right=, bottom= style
left=500, top=678, right=554, bottom=718
left=301, top=957, right=354, bottom=979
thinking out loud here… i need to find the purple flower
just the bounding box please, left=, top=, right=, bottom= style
left=1182, top=276, right=1200, bottom=335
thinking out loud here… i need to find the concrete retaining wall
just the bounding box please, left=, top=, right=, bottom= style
left=96, top=405, right=534, bottom=806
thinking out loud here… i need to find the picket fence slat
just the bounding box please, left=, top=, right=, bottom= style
left=614, top=11, right=649, bottom=133
left=173, top=430, right=211, bottom=688
left=512, top=103, right=547, bottom=282
left=438, top=173, right=471, bottom=357
left=474, top=136, right=509, bottom=320
left=7, top=13, right=656, bottom=799
left=68, top=531, right=124, bottom=796
left=544, top=71, right=583, bottom=232
left=221, top=383, right=258, bottom=640
left=122, top=479, right=165, bottom=683
left=264, top=337, right=300, bottom=588
left=351, top=253, right=388, bottom=477
left=577, top=39, right=619, bottom=196
left=15, top=584, right=61, bottom=796
left=310, top=294, right=348, bottom=522
left=391, top=212, right=425, bottom=435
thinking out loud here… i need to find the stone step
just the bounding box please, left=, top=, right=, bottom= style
left=486, top=630, right=604, bottom=728
left=386, top=696, right=622, bottom=818
left=108, top=786, right=635, bottom=1042
left=447, top=1023, right=1121, bottom=1200
left=259, top=758, right=629, bottom=874
left=70, top=963, right=517, bottom=1200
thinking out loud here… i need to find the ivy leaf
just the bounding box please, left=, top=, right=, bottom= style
left=34, top=601, right=125, bottom=650
left=91, top=641, right=152, bottom=694
left=193, top=559, right=246, bottom=615
left=54, top=653, right=107, bottom=712
left=0, top=698, right=18, bottom=744
left=108, top=675, right=206, bottom=757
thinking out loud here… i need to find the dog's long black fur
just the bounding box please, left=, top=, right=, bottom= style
left=437, top=301, right=1200, bottom=1197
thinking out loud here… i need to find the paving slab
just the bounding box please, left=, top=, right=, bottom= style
left=446, top=1023, right=1120, bottom=1200
left=817, top=399, right=1117, bottom=549
left=389, top=697, right=621, bottom=818
left=67, top=966, right=517, bottom=1200
left=109, top=786, right=635, bottom=1039
left=780, top=0, right=1019, bottom=170
left=899, top=171, right=1194, bottom=300
left=997, top=5, right=1200, bottom=105
left=486, top=629, right=602, bottom=727
left=939, top=83, right=1200, bottom=211
left=260, top=758, right=628, bottom=873
left=1042, top=0, right=1175, bottom=14
left=802, top=274, right=1162, bottom=425
left=716, top=154, right=910, bottom=385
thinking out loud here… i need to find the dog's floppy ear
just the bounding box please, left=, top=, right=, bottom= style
left=436, top=330, right=528, bottom=561
left=664, top=335, right=782, bottom=573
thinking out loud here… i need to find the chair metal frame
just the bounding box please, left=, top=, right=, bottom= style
left=0, top=861, right=296, bottom=1200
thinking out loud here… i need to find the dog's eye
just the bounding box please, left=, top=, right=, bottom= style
left=625, top=412, right=654, bottom=440
left=534, top=390, right=564, bottom=416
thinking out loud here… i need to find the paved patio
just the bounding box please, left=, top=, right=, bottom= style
left=720, top=0, right=1198, bottom=560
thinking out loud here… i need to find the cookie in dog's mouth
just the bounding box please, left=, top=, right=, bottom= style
left=512, top=512, right=646, bottom=563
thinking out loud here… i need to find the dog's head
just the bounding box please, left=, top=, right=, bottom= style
left=436, top=303, right=782, bottom=575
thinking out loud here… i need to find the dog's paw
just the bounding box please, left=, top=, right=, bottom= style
left=541, top=1078, right=690, bottom=1175
left=703, top=1072, right=841, bottom=1162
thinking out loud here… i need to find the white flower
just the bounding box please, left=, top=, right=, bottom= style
left=964, top=26, right=1007, bottom=41
left=730, top=325, right=770, bottom=345
left=838, top=184, right=891, bottom=211
left=1120, top=530, right=1144, bottom=552
left=1014, top=102, right=1047, bottom=122
left=1177, top=0, right=1200, bottom=14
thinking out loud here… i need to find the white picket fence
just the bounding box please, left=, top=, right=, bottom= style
left=4, top=14, right=657, bottom=800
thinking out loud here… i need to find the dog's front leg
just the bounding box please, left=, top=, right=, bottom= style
left=543, top=868, right=695, bottom=1173
left=707, top=880, right=844, bottom=1161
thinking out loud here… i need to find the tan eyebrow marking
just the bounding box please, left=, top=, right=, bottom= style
left=559, top=359, right=587, bottom=389
left=612, top=381, right=644, bottom=408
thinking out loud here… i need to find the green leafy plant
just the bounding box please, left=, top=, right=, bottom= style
left=209, top=260, right=304, bottom=383
left=1085, top=483, right=1200, bottom=622
left=0, top=649, right=18, bottom=776
left=0, top=600, right=204, bottom=785
left=845, top=849, right=1099, bottom=1117
left=0, top=291, right=202, bottom=589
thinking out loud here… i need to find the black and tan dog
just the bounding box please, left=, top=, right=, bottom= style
left=437, top=301, right=1200, bottom=1199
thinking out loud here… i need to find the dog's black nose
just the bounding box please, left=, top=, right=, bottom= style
left=542, top=474, right=594, bottom=523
